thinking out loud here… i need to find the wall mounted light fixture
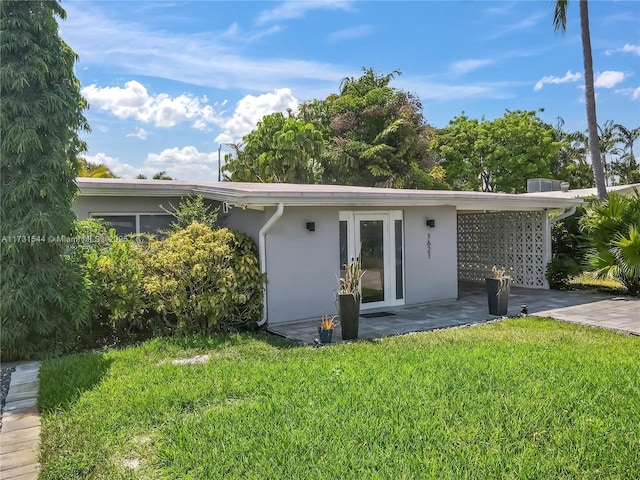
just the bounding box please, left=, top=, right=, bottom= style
left=306, top=222, right=316, bottom=232
left=426, top=219, right=435, bottom=228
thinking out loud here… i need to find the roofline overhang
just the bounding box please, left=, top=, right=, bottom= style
left=74, top=178, right=583, bottom=212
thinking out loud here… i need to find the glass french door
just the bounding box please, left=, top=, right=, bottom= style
left=339, top=211, right=404, bottom=308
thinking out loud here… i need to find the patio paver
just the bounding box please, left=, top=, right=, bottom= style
left=0, top=361, right=41, bottom=480
left=268, top=282, right=639, bottom=344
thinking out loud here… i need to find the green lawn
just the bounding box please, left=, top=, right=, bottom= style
left=38, top=318, right=640, bottom=479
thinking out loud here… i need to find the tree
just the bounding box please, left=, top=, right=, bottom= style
left=78, top=157, right=117, bottom=178
left=597, top=120, right=622, bottom=186
left=611, top=124, right=640, bottom=185
left=553, top=0, right=607, bottom=200
left=1, top=0, right=89, bottom=358
left=551, top=117, right=593, bottom=188
left=300, top=68, right=441, bottom=188
left=152, top=171, right=173, bottom=180
left=581, top=192, right=640, bottom=295
left=224, top=112, right=324, bottom=183
left=434, top=110, right=559, bottom=193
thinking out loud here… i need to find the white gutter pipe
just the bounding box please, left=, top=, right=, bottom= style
left=550, top=206, right=577, bottom=223
left=257, top=202, right=284, bottom=327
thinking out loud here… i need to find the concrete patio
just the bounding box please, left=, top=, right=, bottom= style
left=267, top=281, right=640, bottom=344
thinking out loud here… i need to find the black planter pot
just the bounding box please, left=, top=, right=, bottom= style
left=338, top=293, right=360, bottom=340
left=318, top=328, right=333, bottom=344
left=485, top=277, right=511, bottom=316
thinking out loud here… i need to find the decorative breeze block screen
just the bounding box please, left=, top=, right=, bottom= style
left=458, top=211, right=547, bottom=288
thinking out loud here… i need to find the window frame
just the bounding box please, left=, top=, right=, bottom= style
left=89, top=212, right=175, bottom=236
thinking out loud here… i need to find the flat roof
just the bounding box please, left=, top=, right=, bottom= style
left=75, top=178, right=583, bottom=212
left=521, top=183, right=640, bottom=199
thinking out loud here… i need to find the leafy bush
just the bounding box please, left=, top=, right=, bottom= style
left=546, top=206, right=586, bottom=289
left=162, top=195, right=219, bottom=231
left=67, top=219, right=147, bottom=346
left=581, top=191, right=640, bottom=295
left=141, top=222, right=264, bottom=335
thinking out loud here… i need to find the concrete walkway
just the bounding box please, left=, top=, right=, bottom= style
left=268, top=282, right=640, bottom=344
left=0, top=361, right=41, bottom=480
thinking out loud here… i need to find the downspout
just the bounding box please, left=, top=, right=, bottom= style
left=550, top=206, right=577, bottom=224
left=257, top=202, right=284, bottom=327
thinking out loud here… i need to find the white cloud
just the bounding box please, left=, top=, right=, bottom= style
left=146, top=146, right=217, bottom=166
left=61, top=4, right=351, bottom=95
left=145, top=146, right=219, bottom=181
left=256, top=1, right=353, bottom=25
left=328, top=25, right=374, bottom=42
left=484, top=12, right=545, bottom=40
left=82, top=148, right=220, bottom=181
left=396, top=78, right=518, bottom=102
left=594, top=71, right=625, bottom=88
left=616, top=86, right=640, bottom=100
left=214, top=88, right=299, bottom=144
left=534, top=70, right=581, bottom=91
left=605, top=43, right=640, bottom=56
left=126, top=128, right=149, bottom=140
left=81, top=153, right=153, bottom=178
left=81, top=81, right=225, bottom=129
left=451, top=59, right=495, bottom=75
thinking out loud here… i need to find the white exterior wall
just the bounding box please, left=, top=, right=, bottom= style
left=263, top=206, right=340, bottom=324
left=264, top=205, right=460, bottom=324
left=220, top=208, right=266, bottom=244
left=403, top=206, right=458, bottom=304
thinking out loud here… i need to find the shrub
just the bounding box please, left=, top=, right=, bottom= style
left=581, top=191, right=640, bottom=296
left=141, top=222, right=264, bottom=334
left=67, top=219, right=147, bottom=346
left=546, top=206, right=587, bottom=289
left=162, top=195, right=219, bottom=231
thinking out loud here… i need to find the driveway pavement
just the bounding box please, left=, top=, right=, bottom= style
left=268, top=281, right=639, bottom=344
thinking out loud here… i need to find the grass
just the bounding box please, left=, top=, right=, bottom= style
left=38, top=318, right=640, bottom=479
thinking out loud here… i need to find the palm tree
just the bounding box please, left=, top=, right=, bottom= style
left=597, top=120, right=623, bottom=186
left=152, top=171, right=173, bottom=180
left=553, top=0, right=607, bottom=200
left=613, top=124, right=640, bottom=184
left=77, top=158, right=117, bottom=178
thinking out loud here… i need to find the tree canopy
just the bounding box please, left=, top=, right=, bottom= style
left=225, top=68, right=445, bottom=189
left=433, top=110, right=560, bottom=193
left=223, top=67, right=635, bottom=193
left=1, top=0, right=89, bottom=358
left=224, top=112, right=323, bottom=183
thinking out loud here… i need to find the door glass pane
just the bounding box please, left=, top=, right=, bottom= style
left=360, top=220, right=384, bottom=303
left=395, top=219, right=403, bottom=300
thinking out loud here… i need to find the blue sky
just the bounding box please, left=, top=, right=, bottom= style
left=59, top=0, right=640, bottom=181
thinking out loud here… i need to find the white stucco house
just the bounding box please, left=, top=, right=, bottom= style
left=72, top=178, right=583, bottom=326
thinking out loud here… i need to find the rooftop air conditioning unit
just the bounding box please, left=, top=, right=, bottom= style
left=527, top=178, right=566, bottom=193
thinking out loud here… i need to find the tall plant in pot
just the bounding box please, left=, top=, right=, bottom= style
left=337, top=257, right=365, bottom=340
left=485, top=266, right=512, bottom=316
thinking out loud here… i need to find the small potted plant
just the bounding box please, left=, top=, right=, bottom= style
left=318, top=314, right=338, bottom=344
left=337, top=257, right=365, bottom=340
left=486, top=265, right=512, bottom=316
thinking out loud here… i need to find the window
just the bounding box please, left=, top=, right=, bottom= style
left=90, top=213, right=174, bottom=237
